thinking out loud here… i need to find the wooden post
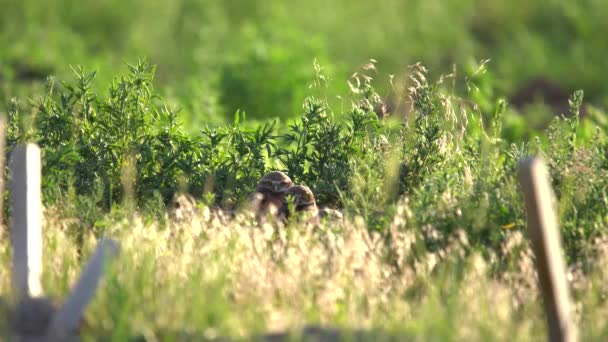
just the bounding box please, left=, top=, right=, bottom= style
left=0, top=117, right=6, bottom=222
left=47, top=238, right=119, bottom=336
left=519, top=158, right=577, bottom=342
left=6, top=143, right=119, bottom=339
left=10, top=143, right=43, bottom=299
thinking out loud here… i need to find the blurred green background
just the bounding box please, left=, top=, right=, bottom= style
left=1, top=0, right=607, bottom=133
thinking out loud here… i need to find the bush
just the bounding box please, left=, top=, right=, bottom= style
left=6, top=60, right=608, bottom=264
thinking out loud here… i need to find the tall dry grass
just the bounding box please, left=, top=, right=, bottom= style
left=3, top=201, right=608, bottom=340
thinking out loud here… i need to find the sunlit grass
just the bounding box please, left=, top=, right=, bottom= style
left=2, top=202, right=608, bottom=340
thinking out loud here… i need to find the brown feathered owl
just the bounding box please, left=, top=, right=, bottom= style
left=251, top=171, right=294, bottom=217
left=168, top=192, right=197, bottom=223
left=280, top=185, right=318, bottom=222
left=317, top=208, right=344, bottom=223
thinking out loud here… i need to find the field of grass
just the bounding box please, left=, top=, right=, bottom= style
left=2, top=0, right=608, bottom=340
left=2, top=0, right=608, bottom=128
left=3, top=204, right=608, bottom=341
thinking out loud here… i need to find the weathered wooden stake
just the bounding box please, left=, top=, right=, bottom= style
left=519, top=157, right=577, bottom=342
left=0, top=117, right=6, bottom=222
left=10, top=143, right=43, bottom=298
left=47, top=238, right=120, bottom=336
left=6, top=142, right=120, bottom=340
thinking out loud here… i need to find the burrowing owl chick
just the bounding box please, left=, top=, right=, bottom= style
left=280, top=185, right=318, bottom=222
left=168, top=192, right=197, bottom=223
left=252, top=171, right=293, bottom=217
left=317, top=208, right=344, bottom=223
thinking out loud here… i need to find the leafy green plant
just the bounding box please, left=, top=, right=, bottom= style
left=5, top=59, right=608, bottom=265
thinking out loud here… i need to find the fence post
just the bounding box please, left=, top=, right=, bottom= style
left=7, top=142, right=120, bottom=339
left=47, top=238, right=120, bottom=336
left=0, top=117, right=6, bottom=223
left=10, top=143, right=43, bottom=299
left=519, top=157, right=577, bottom=342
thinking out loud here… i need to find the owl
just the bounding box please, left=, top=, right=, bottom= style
left=252, top=171, right=294, bottom=217
left=280, top=185, right=318, bottom=222
left=168, top=192, right=197, bottom=223
left=317, top=208, right=344, bottom=223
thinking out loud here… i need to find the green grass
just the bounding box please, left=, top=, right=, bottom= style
left=2, top=0, right=608, bottom=128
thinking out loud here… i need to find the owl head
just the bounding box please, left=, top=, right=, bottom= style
left=255, top=171, right=294, bottom=195
left=281, top=185, right=318, bottom=221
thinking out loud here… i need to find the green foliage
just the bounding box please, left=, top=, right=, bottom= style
left=5, top=62, right=383, bottom=211
left=398, top=64, right=448, bottom=195
left=277, top=98, right=379, bottom=206
left=2, top=0, right=608, bottom=128
left=6, top=59, right=608, bottom=266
